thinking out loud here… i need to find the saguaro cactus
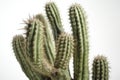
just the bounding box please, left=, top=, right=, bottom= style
left=12, top=2, right=109, bottom=80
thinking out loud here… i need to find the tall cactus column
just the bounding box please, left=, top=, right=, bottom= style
left=69, top=4, right=89, bottom=80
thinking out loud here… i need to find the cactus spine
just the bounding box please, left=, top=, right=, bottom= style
left=12, top=2, right=109, bottom=80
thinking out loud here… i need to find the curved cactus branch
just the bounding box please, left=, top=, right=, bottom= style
left=25, top=19, right=55, bottom=77
left=12, top=35, right=44, bottom=80
left=45, top=2, right=64, bottom=40
left=13, top=19, right=56, bottom=79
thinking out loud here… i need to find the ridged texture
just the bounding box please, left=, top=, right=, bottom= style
left=25, top=18, right=54, bottom=77
left=69, top=4, right=89, bottom=80
left=45, top=2, right=64, bottom=40
left=45, top=3, right=72, bottom=79
left=12, top=35, right=43, bottom=80
left=54, top=33, right=74, bottom=70
left=92, top=55, right=109, bottom=80
left=35, top=14, right=56, bottom=65
left=12, top=1, right=110, bottom=80
left=32, top=20, right=44, bottom=64
left=15, top=18, right=54, bottom=79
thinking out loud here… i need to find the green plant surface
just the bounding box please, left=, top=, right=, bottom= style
left=12, top=2, right=109, bottom=80
left=69, top=4, right=89, bottom=80
left=92, top=55, right=109, bottom=80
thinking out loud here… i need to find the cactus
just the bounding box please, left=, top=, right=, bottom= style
left=54, top=33, right=73, bottom=70
left=92, top=55, right=109, bottom=80
left=45, top=2, right=64, bottom=40
left=12, top=2, right=109, bottom=80
left=69, top=4, right=89, bottom=80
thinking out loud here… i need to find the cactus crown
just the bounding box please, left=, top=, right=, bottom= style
left=12, top=2, right=109, bottom=80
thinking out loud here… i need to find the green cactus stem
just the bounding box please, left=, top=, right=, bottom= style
left=45, top=2, right=64, bottom=40
left=12, top=35, right=44, bottom=80
left=69, top=4, right=89, bottom=80
left=92, top=55, right=109, bottom=80
left=35, top=14, right=56, bottom=65
left=13, top=19, right=56, bottom=79
left=54, top=33, right=74, bottom=70
left=25, top=18, right=55, bottom=77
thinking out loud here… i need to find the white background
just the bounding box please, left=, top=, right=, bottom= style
left=0, top=0, right=120, bottom=80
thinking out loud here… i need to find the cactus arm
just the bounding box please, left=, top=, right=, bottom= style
left=45, top=2, right=64, bottom=40
left=77, top=5, right=89, bottom=80
left=35, top=14, right=55, bottom=65
left=14, top=19, right=56, bottom=79
left=32, top=20, right=44, bottom=64
left=92, top=55, right=109, bottom=80
left=25, top=18, right=45, bottom=65
left=28, top=19, right=56, bottom=77
left=69, top=4, right=89, bottom=80
left=54, top=33, right=73, bottom=70
left=25, top=18, right=36, bottom=58
left=12, top=35, right=43, bottom=80
left=52, top=33, right=73, bottom=80
left=13, top=35, right=55, bottom=80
